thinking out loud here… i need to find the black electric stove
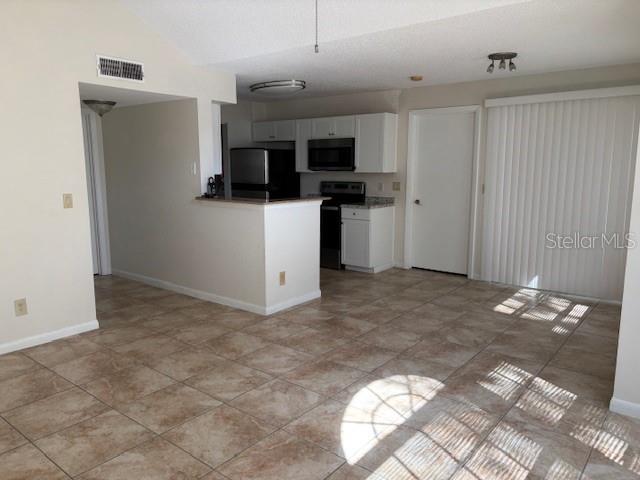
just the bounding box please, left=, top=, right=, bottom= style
left=319, top=181, right=366, bottom=269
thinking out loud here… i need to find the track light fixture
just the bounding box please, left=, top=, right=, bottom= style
left=487, top=52, right=517, bottom=74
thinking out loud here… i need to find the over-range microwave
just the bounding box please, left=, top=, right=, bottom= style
left=308, top=138, right=355, bottom=171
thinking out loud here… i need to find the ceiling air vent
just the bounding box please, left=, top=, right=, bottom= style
left=96, top=55, right=144, bottom=82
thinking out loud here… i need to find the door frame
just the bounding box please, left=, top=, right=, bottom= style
left=403, top=105, right=482, bottom=277
left=81, top=106, right=112, bottom=275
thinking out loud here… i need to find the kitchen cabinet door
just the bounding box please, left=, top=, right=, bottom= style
left=311, top=117, right=334, bottom=138
left=295, top=119, right=312, bottom=172
left=341, top=218, right=370, bottom=268
left=355, top=113, right=397, bottom=173
left=311, top=116, right=355, bottom=138
left=342, top=206, right=394, bottom=273
left=274, top=120, right=295, bottom=141
left=252, top=122, right=276, bottom=141
left=252, top=120, right=295, bottom=141
left=333, top=116, right=355, bottom=137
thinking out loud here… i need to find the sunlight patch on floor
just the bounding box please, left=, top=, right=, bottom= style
left=373, top=431, right=459, bottom=480
left=477, top=371, right=521, bottom=401
left=341, top=375, right=443, bottom=465
left=545, top=458, right=583, bottom=479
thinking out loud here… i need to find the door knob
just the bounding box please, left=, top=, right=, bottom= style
left=414, top=199, right=421, bottom=205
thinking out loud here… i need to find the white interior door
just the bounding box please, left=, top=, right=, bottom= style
left=81, top=107, right=112, bottom=276
left=82, top=109, right=100, bottom=274
left=410, top=108, right=476, bottom=274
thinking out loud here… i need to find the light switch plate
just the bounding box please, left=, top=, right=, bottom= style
left=392, top=182, right=401, bottom=191
left=62, top=193, right=73, bottom=209
left=14, top=298, right=28, bottom=316
left=279, top=271, right=286, bottom=286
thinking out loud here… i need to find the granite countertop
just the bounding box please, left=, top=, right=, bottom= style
left=195, top=195, right=328, bottom=205
left=341, top=196, right=395, bottom=209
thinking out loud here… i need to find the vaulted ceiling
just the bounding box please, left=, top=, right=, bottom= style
left=121, top=0, right=640, bottom=100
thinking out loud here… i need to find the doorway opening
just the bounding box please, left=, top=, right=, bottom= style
left=78, top=82, right=186, bottom=277
left=81, top=104, right=111, bottom=275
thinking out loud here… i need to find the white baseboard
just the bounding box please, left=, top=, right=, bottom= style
left=113, top=269, right=319, bottom=316
left=346, top=263, right=395, bottom=274
left=0, top=320, right=99, bottom=355
left=265, top=290, right=321, bottom=316
left=610, top=396, right=640, bottom=419
left=393, top=261, right=411, bottom=270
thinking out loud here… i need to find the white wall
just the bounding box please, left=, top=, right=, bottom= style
left=612, top=123, right=640, bottom=418
left=0, top=0, right=235, bottom=353
left=222, top=101, right=267, bottom=148
left=264, top=204, right=321, bottom=309
left=103, top=100, right=266, bottom=309
left=104, top=99, right=321, bottom=314
left=229, top=64, right=640, bottom=270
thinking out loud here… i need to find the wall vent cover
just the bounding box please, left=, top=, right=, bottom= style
left=96, top=55, right=144, bottom=82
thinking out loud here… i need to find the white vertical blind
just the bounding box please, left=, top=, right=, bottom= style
left=482, top=94, right=640, bottom=301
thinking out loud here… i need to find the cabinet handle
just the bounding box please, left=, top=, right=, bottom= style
left=269, top=135, right=275, bottom=139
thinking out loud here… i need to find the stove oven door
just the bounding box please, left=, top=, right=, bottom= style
left=320, top=205, right=342, bottom=269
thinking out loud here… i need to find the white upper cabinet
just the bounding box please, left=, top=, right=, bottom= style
left=295, top=119, right=312, bottom=172
left=333, top=116, right=356, bottom=137
left=310, top=117, right=334, bottom=138
left=311, top=116, right=355, bottom=139
left=253, top=112, right=397, bottom=173
left=355, top=113, right=397, bottom=173
left=252, top=120, right=295, bottom=142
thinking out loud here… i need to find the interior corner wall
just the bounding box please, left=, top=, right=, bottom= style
left=102, top=100, right=267, bottom=310
left=221, top=101, right=258, bottom=149
left=0, top=0, right=235, bottom=353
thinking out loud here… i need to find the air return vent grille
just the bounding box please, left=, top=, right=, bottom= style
left=96, top=55, right=144, bottom=82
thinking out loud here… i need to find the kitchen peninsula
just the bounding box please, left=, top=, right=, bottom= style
left=192, top=195, right=325, bottom=315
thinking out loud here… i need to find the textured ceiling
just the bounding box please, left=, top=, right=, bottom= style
left=121, top=0, right=640, bottom=100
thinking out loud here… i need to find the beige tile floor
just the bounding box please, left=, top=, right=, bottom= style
left=0, top=268, right=638, bottom=479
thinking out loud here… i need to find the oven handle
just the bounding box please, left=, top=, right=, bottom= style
left=321, top=205, right=340, bottom=211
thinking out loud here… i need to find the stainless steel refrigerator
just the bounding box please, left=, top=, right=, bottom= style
left=229, top=148, right=299, bottom=200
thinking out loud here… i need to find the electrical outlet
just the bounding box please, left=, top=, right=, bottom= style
left=14, top=298, right=28, bottom=316
left=62, top=193, right=73, bottom=209
left=377, top=182, right=384, bottom=192
left=392, top=182, right=401, bottom=192
left=279, top=271, right=286, bottom=286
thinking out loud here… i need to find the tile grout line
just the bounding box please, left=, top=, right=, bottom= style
left=451, top=297, right=604, bottom=477
left=3, top=272, right=619, bottom=479
left=20, top=275, right=486, bottom=478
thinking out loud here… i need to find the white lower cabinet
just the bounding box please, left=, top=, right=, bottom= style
left=341, top=206, right=394, bottom=273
